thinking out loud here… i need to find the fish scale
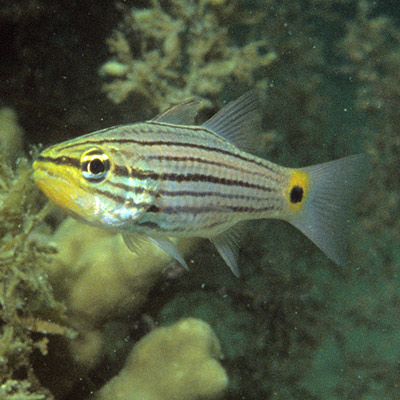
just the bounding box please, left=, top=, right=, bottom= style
left=33, top=92, right=368, bottom=276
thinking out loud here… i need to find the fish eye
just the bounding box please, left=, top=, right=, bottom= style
left=80, top=149, right=110, bottom=183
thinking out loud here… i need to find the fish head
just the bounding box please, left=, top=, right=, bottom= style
left=33, top=136, right=157, bottom=229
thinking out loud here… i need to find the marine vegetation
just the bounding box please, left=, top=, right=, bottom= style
left=99, top=0, right=276, bottom=110
left=0, top=109, right=69, bottom=399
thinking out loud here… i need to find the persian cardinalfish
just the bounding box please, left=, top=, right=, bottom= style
left=33, top=92, right=367, bottom=277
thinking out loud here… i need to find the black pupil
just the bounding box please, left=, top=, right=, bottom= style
left=290, top=185, right=303, bottom=203
left=89, top=158, right=105, bottom=174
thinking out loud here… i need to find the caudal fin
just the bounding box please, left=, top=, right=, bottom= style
left=287, top=154, right=369, bottom=266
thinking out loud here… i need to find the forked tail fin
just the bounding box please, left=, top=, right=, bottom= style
left=286, top=154, right=369, bottom=266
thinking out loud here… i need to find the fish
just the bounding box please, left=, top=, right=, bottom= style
left=33, top=92, right=368, bottom=277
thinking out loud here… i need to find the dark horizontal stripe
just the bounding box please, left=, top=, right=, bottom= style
left=135, top=219, right=225, bottom=233
left=161, top=204, right=275, bottom=215
left=57, top=132, right=274, bottom=173
left=146, top=154, right=278, bottom=182
left=158, top=172, right=275, bottom=192
left=112, top=165, right=275, bottom=193
left=108, top=178, right=277, bottom=201
left=37, top=155, right=80, bottom=169
left=108, top=180, right=147, bottom=194
left=110, top=161, right=275, bottom=193
left=158, top=189, right=278, bottom=202
left=135, top=221, right=161, bottom=230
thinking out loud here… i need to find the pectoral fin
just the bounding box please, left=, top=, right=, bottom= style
left=122, top=233, right=148, bottom=253
left=123, top=233, right=189, bottom=271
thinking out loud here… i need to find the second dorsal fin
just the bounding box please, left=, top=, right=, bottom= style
left=202, top=91, right=262, bottom=152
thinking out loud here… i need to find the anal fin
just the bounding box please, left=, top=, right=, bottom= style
left=209, top=225, right=242, bottom=278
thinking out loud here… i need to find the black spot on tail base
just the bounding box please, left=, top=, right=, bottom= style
left=290, top=185, right=303, bottom=203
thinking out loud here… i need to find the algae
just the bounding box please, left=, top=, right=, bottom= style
left=0, top=110, right=68, bottom=399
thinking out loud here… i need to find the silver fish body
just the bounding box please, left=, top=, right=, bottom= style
left=33, top=92, right=368, bottom=276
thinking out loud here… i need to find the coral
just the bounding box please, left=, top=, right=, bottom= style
left=0, top=379, right=52, bottom=400
left=99, top=0, right=276, bottom=111
left=95, top=318, right=228, bottom=400
left=47, top=218, right=197, bottom=369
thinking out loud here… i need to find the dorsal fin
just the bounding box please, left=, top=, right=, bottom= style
left=152, top=98, right=201, bottom=125
left=202, top=91, right=262, bottom=152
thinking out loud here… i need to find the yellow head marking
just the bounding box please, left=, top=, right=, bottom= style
left=286, top=169, right=310, bottom=213
left=32, top=146, right=112, bottom=222
left=33, top=156, right=84, bottom=218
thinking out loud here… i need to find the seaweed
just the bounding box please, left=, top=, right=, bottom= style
left=0, top=111, right=68, bottom=400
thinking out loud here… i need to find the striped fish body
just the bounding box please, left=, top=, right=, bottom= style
left=33, top=93, right=368, bottom=276
left=99, top=122, right=288, bottom=237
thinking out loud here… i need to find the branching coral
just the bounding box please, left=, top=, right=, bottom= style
left=99, top=0, right=276, bottom=111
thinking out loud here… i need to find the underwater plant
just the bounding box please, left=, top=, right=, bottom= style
left=99, top=0, right=276, bottom=111
left=0, top=108, right=68, bottom=400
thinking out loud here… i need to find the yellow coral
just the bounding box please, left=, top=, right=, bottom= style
left=96, top=318, right=228, bottom=400
left=47, top=218, right=197, bottom=367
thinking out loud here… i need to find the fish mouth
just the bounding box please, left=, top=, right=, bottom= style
left=33, top=159, right=82, bottom=217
